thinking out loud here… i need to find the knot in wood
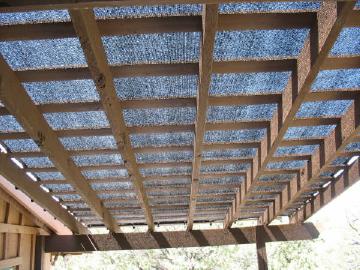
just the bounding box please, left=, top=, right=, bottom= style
left=96, top=73, right=106, bottom=89
left=35, top=131, right=46, bottom=147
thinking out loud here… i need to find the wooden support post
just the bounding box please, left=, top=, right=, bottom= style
left=256, top=226, right=268, bottom=270
left=34, top=236, right=43, bottom=270
left=34, top=236, right=50, bottom=270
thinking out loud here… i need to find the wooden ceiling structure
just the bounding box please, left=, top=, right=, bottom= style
left=0, top=0, right=359, bottom=269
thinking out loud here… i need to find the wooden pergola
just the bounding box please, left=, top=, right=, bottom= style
left=0, top=0, right=359, bottom=269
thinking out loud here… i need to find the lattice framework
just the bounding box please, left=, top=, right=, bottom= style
left=0, top=0, right=359, bottom=233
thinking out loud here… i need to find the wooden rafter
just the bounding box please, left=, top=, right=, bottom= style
left=224, top=0, right=358, bottom=227
left=267, top=99, right=360, bottom=223
left=291, top=158, right=360, bottom=223
left=0, top=56, right=119, bottom=232
left=69, top=9, right=155, bottom=231
left=187, top=4, right=218, bottom=230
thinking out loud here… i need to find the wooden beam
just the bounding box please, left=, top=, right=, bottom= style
left=203, top=142, right=261, bottom=150
left=270, top=154, right=312, bottom=162
left=0, top=223, right=48, bottom=235
left=321, top=55, right=360, bottom=70
left=7, top=54, right=352, bottom=85
left=0, top=154, right=88, bottom=234
left=135, top=142, right=259, bottom=154
left=0, top=121, right=270, bottom=139
left=0, top=12, right=317, bottom=41
left=206, top=121, right=269, bottom=131
left=279, top=138, right=323, bottom=147
left=0, top=257, right=23, bottom=269
left=0, top=0, right=355, bottom=12
left=70, top=9, right=154, bottom=231
left=13, top=59, right=295, bottom=84
left=305, top=89, right=360, bottom=102
left=187, top=4, right=218, bottom=230
left=0, top=125, right=188, bottom=139
left=219, top=12, right=316, bottom=31
left=204, top=96, right=271, bottom=112
left=345, top=9, right=360, bottom=27
left=223, top=0, right=357, bottom=228
left=43, top=223, right=319, bottom=252
left=0, top=16, right=200, bottom=41
left=0, top=56, right=116, bottom=232
left=290, top=117, right=340, bottom=127
left=15, top=63, right=197, bottom=82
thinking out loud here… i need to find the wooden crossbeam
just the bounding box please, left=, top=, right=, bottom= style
left=0, top=154, right=87, bottom=234
left=223, top=0, right=357, bottom=228
left=0, top=93, right=288, bottom=117
left=0, top=12, right=320, bottom=41
left=62, top=192, right=235, bottom=202
left=279, top=138, right=324, bottom=147
left=69, top=9, right=154, bottom=231
left=0, top=0, right=357, bottom=12
left=0, top=56, right=118, bottom=232
left=42, top=223, right=319, bottom=252
left=304, top=89, right=360, bottom=102
left=50, top=181, right=242, bottom=196
left=16, top=63, right=197, bottom=82
left=270, top=155, right=312, bottom=162
left=6, top=55, right=351, bottom=84
left=10, top=59, right=297, bottom=84
left=0, top=121, right=273, bottom=140
left=321, top=55, right=360, bottom=70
